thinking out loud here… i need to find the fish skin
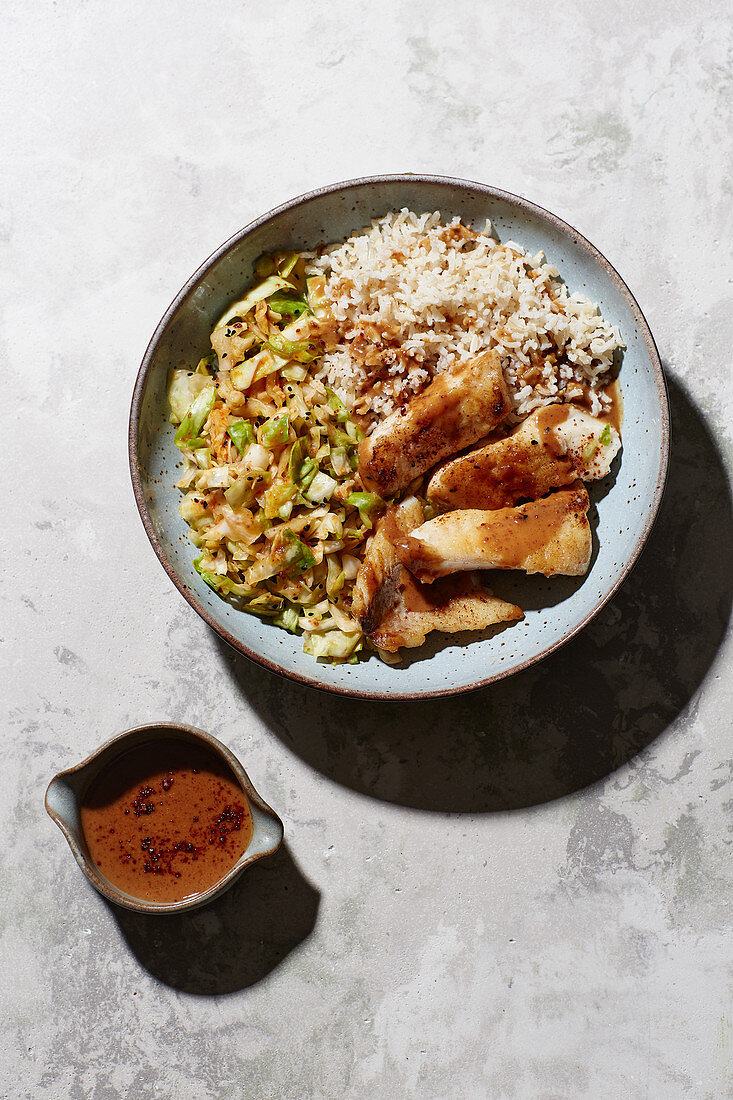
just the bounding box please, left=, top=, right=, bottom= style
left=358, top=348, right=510, bottom=496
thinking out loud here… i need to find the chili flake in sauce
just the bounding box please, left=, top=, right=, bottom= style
left=80, top=739, right=252, bottom=904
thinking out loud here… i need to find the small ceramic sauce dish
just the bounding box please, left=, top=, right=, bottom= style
left=45, top=722, right=284, bottom=914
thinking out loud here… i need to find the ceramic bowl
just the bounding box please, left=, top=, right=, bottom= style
left=129, top=174, right=669, bottom=700
left=45, top=722, right=284, bottom=914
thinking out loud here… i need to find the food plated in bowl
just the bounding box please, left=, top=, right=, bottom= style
left=130, top=176, right=669, bottom=699
left=169, top=213, right=623, bottom=662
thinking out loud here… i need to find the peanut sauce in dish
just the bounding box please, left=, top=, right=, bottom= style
left=80, top=739, right=252, bottom=904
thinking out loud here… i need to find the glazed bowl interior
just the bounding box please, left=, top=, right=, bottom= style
left=45, top=723, right=283, bottom=914
left=130, top=175, right=669, bottom=700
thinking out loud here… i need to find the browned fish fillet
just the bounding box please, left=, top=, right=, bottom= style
left=428, top=404, right=622, bottom=511
left=358, top=348, right=510, bottom=496
left=397, top=485, right=592, bottom=582
left=351, top=498, right=523, bottom=653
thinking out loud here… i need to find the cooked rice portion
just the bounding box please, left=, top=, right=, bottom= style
left=306, top=210, right=623, bottom=423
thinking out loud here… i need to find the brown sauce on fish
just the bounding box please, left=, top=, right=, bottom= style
left=447, top=445, right=573, bottom=509
left=474, top=489, right=585, bottom=568
left=533, top=402, right=572, bottom=437
left=429, top=410, right=577, bottom=510
left=400, top=487, right=588, bottom=578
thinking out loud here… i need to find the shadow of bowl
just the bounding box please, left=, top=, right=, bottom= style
left=110, top=843, right=320, bottom=995
left=218, top=375, right=732, bottom=812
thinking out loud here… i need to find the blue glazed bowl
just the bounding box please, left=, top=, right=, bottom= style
left=129, top=175, right=669, bottom=699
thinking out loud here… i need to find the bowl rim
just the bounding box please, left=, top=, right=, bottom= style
left=45, top=721, right=284, bottom=915
left=129, top=173, right=670, bottom=701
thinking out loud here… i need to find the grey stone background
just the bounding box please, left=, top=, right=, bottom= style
left=3, top=1, right=732, bottom=1097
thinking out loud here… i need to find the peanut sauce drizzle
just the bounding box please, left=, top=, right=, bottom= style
left=80, top=739, right=252, bottom=904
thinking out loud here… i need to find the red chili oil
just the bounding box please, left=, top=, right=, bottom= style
left=80, top=738, right=252, bottom=904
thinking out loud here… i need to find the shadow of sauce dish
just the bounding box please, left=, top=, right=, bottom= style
left=45, top=722, right=283, bottom=915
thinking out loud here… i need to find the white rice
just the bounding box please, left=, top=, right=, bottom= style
left=305, top=210, right=623, bottom=423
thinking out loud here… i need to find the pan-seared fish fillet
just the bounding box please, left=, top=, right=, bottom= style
left=351, top=498, right=523, bottom=652
left=358, top=348, right=510, bottom=496
left=397, top=485, right=592, bottom=582
left=428, top=404, right=622, bottom=511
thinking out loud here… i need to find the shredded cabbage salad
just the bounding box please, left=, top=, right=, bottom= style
left=168, top=251, right=386, bottom=662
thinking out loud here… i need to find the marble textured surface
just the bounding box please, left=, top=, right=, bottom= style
left=2, top=1, right=732, bottom=1097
